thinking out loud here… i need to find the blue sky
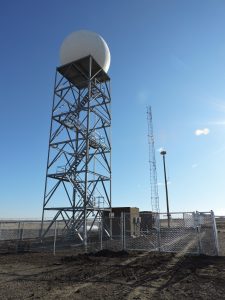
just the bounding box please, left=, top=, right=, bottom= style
left=1, top=0, right=225, bottom=218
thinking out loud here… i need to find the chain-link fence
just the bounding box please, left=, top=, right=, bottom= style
left=0, top=211, right=219, bottom=256
left=0, top=220, right=68, bottom=254
left=215, top=216, right=225, bottom=256
left=0, top=220, right=67, bottom=241
left=122, top=211, right=218, bottom=256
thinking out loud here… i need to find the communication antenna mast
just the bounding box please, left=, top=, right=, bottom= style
left=147, top=106, right=160, bottom=217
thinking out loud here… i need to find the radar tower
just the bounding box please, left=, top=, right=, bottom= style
left=41, top=31, right=112, bottom=249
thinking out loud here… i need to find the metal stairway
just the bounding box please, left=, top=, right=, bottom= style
left=63, top=210, right=95, bottom=241
left=63, top=115, right=107, bottom=151
left=66, top=145, right=87, bottom=176
left=73, top=87, right=101, bottom=117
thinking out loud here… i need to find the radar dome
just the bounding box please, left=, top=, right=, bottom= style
left=60, top=30, right=111, bottom=73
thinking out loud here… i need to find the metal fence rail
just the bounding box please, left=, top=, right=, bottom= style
left=0, top=211, right=220, bottom=256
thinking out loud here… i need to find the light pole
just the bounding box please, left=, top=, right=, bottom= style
left=160, top=150, right=170, bottom=228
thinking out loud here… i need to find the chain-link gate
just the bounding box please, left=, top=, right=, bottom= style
left=119, top=211, right=219, bottom=256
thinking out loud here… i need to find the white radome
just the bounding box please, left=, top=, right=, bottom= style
left=60, top=30, right=111, bottom=73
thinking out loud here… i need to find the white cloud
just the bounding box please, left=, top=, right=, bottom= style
left=195, top=128, right=210, bottom=136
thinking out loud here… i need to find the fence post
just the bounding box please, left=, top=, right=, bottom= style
left=195, top=212, right=202, bottom=254
left=123, top=213, right=126, bottom=250
left=156, top=213, right=161, bottom=252
left=121, top=212, right=123, bottom=250
left=21, top=222, right=24, bottom=240
left=100, top=219, right=103, bottom=250
left=109, top=213, right=113, bottom=240
left=121, top=212, right=126, bottom=250
left=196, top=226, right=201, bottom=254
left=53, top=221, right=57, bottom=256
left=17, top=222, right=21, bottom=240
left=211, top=210, right=219, bottom=256
left=16, top=222, right=21, bottom=253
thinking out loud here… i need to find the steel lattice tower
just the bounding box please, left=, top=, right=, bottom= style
left=147, top=106, right=160, bottom=220
left=41, top=56, right=111, bottom=246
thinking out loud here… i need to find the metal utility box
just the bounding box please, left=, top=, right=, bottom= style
left=103, top=207, right=140, bottom=237
left=139, top=211, right=153, bottom=231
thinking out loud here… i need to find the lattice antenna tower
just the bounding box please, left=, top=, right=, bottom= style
left=41, top=31, right=112, bottom=247
left=147, top=106, right=160, bottom=215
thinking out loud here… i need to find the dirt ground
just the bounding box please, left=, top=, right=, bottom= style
left=0, top=250, right=225, bottom=300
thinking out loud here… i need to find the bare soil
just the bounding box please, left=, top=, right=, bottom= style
left=0, top=250, right=225, bottom=300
